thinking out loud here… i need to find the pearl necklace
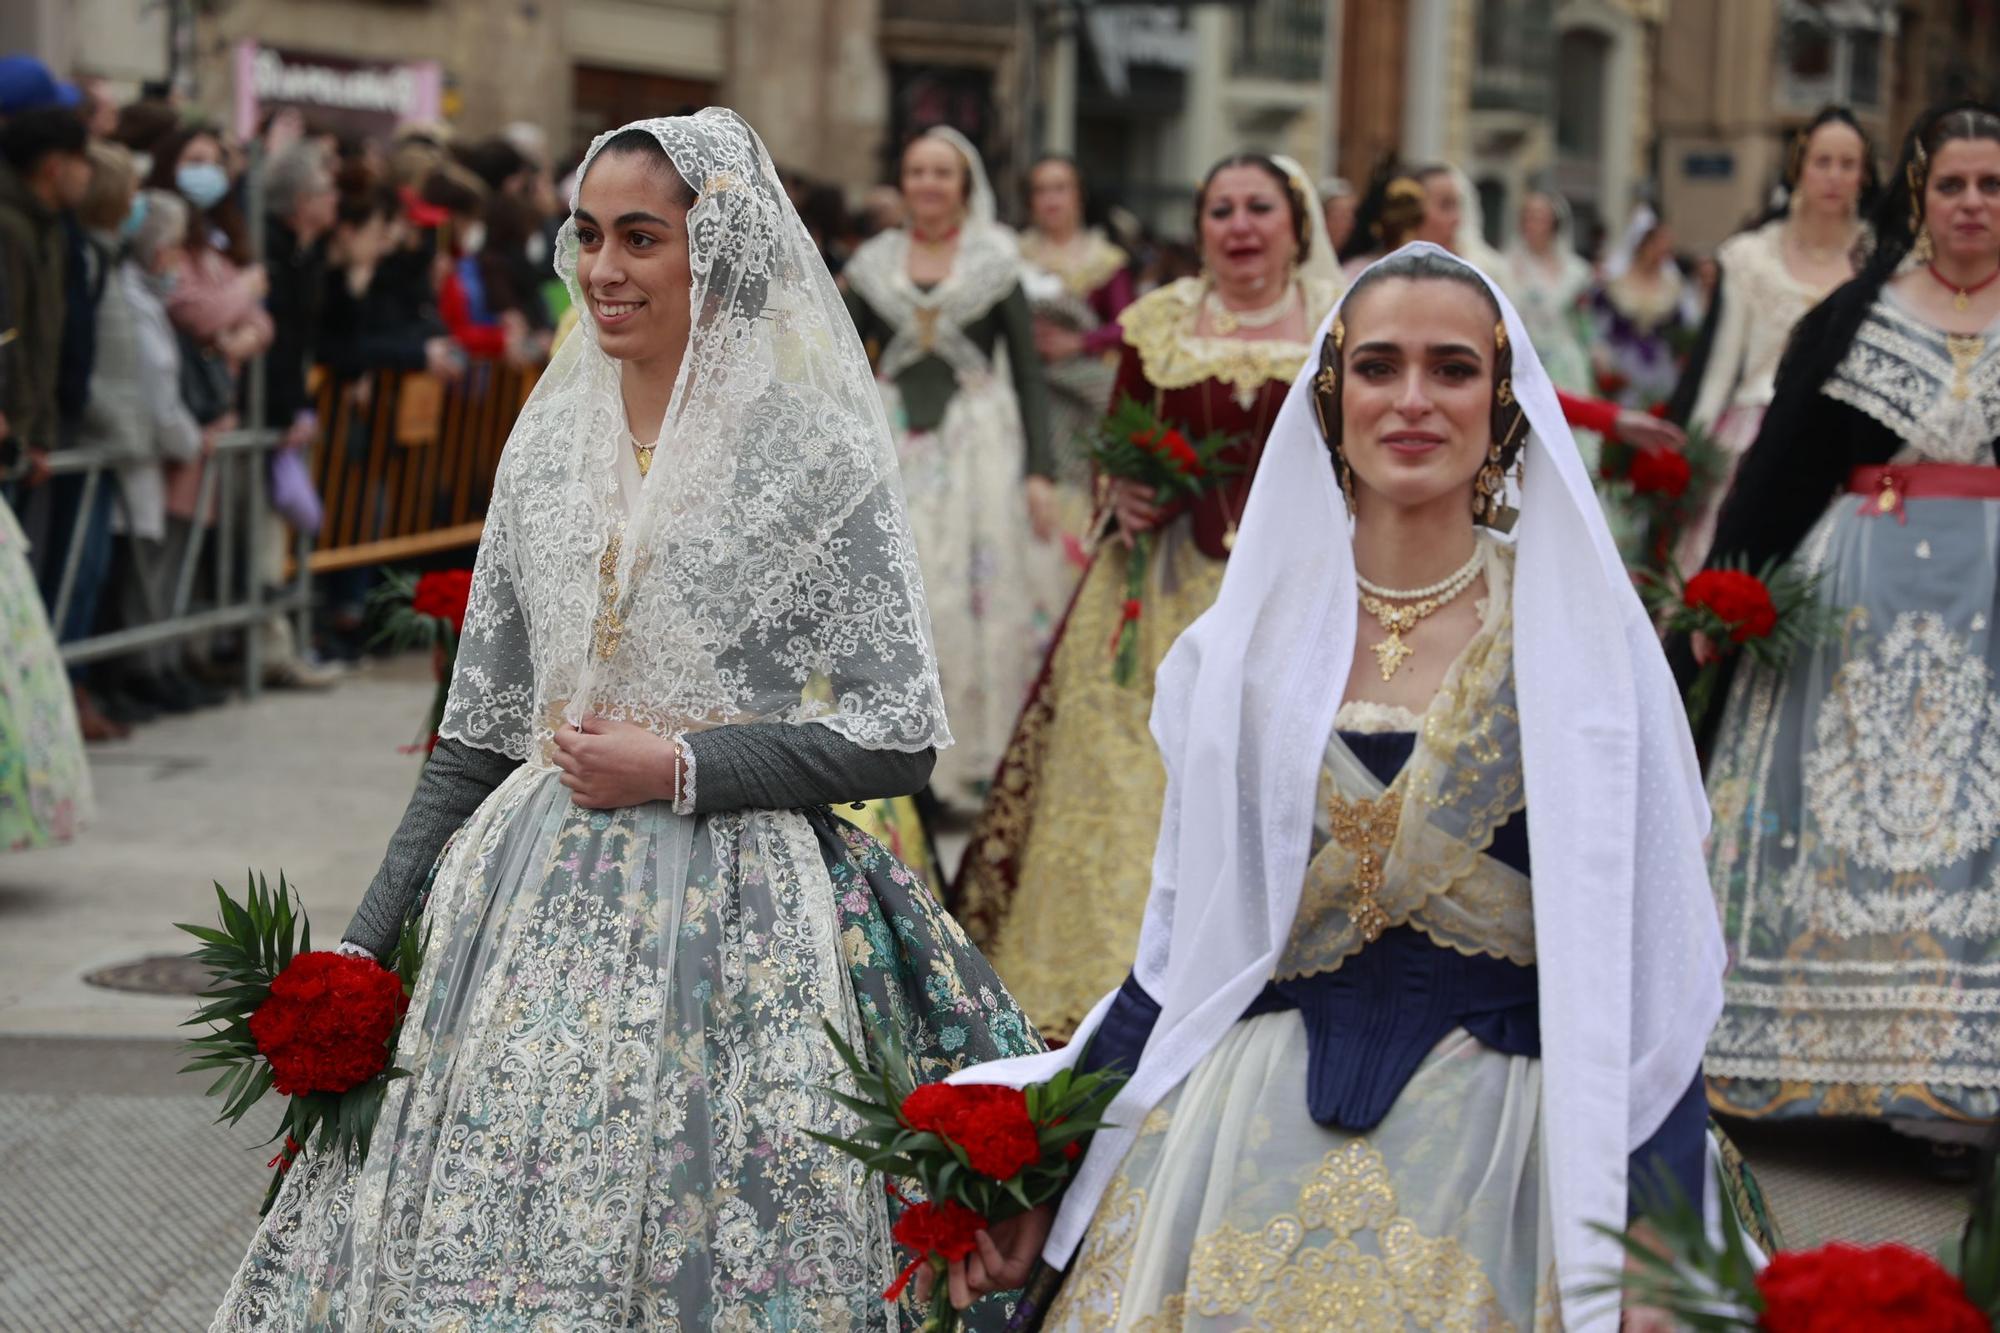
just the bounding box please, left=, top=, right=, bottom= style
left=1355, top=545, right=1484, bottom=681
left=1204, top=280, right=1296, bottom=335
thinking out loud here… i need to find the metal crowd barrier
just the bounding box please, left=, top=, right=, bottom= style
left=40, top=427, right=309, bottom=696
left=14, top=360, right=532, bottom=696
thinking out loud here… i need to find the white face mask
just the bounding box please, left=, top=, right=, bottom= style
left=460, top=222, right=486, bottom=255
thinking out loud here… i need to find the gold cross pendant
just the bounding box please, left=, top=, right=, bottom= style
left=1372, top=632, right=1413, bottom=681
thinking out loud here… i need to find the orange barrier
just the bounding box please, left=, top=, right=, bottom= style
left=305, top=363, right=539, bottom=573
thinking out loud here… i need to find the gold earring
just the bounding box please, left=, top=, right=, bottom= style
left=1915, top=227, right=1936, bottom=264
left=1494, top=320, right=1508, bottom=351
left=1473, top=439, right=1505, bottom=524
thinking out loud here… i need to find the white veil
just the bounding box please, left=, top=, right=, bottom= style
left=441, top=108, right=950, bottom=762
left=959, top=243, right=1724, bottom=1330
left=921, top=125, right=1000, bottom=231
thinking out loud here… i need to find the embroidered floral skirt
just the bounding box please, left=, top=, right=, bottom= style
left=1705, top=489, right=2000, bottom=1123
left=0, top=495, right=90, bottom=852
left=1045, top=1016, right=1558, bottom=1331
left=211, top=768, right=1040, bottom=1331
left=953, top=521, right=1226, bottom=1039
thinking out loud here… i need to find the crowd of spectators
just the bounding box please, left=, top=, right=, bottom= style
left=0, top=55, right=572, bottom=742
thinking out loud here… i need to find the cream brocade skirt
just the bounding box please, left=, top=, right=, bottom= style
left=1045, top=1014, right=1558, bottom=1332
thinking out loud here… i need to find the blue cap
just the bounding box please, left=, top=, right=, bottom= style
left=0, top=55, right=83, bottom=115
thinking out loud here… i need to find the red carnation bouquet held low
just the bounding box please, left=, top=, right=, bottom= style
left=178, top=872, right=424, bottom=1212
left=368, top=567, right=474, bottom=756
left=1591, top=1159, right=2000, bottom=1331
left=1087, top=395, right=1240, bottom=686
left=812, top=1022, right=1125, bottom=1333
left=1640, top=556, right=1839, bottom=731
left=1599, top=421, right=1727, bottom=574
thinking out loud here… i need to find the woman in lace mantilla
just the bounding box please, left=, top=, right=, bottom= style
left=933, top=246, right=1749, bottom=1333
left=952, top=152, right=1341, bottom=1041
left=211, top=110, right=1040, bottom=1332
left=842, top=128, right=1056, bottom=808
left=1668, top=107, right=1875, bottom=576
left=1682, top=104, right=2000, bottom=1148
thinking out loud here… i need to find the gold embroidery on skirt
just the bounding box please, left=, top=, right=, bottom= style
left=966, top=532, right=1226, bottom=1038
left=1053, top=1139, right=1514, bottom=1332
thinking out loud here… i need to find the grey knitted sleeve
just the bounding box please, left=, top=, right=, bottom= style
left=341, top=737, right=519, bottom=958
left=684, top=723, right=934, bottom=814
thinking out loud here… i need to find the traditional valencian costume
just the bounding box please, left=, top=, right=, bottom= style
left=1694, top=106, right=2000, bottom=1140
left=960, top=244, right=1733, bottom=1332
left=211, top=109, right=1038, bottom=1331
left=843, top=130, right=1054, bottom=806
left=955, top=157, right=1340, bottom=1039
left=1019, top=219, right=1135, bottom=564
left=1, top=494, right=91, bottom=850
left=1674, top=216, right=1858, bottom=573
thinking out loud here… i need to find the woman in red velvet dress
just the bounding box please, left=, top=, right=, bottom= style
left=953, top=152, right=1341, bottom=1038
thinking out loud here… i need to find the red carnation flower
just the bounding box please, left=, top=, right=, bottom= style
left=1685, top=568, right=1778, bottom=643
left=412, top=569, right=474, bottom=634
left=1128, top=427, right=1161, bottom=450
left=883, top=1196, right=987, bottom=1301
left=248, top=951, right=409, bottom=1097
left=898, top=1082, right=1044, bottom=1180
left=1627, top=446, right=1691, bottom=499
left=1162, top=430, right=1202, bottom=476
left=1756, top=1242, right=1987, bottom=1333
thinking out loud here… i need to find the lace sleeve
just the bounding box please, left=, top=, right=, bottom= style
left=438, top=486, right=538, bottom=761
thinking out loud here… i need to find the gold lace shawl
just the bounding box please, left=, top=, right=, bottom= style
left=1117, top=276, right=1340, bottom=409
left=1278, top=542, right=1534, bottom=980
left=1019, top=228, right=1128, bottom=300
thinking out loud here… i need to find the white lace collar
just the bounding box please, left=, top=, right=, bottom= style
left=1824, top=290, right=2000, bottom=463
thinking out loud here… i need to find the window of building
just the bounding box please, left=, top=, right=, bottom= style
left=1778, top=1, right=1895, bottom=110
left=1555, top=28, right=1610, bottom=159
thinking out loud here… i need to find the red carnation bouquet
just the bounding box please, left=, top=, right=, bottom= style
left=813, top=1022, right=1124, bottom=1332
left=1640, top=555, right=1838, bottom=731
left=1599, top=422, right=1726, bottom=572
left=1087, top=395, right=1240, bottom=686
left=1591, top=1159, right=2000, bottom=1331
left=368, top=567, right=474, bottom=756
left=179, top=872, right=424, bottom=1212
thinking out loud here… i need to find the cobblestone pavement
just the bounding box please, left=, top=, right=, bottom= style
left=0, top=1038, right=271, bottom=1332
left=0, top=655, right=1980, bottom=1330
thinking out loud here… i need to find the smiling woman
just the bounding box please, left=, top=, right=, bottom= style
left=207, top=108, right=1042, bottom=1332
left=939, top=244, right=1745, bottom=1333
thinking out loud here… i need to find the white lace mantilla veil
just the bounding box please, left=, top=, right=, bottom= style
left=924, top=125, right=1000, bottom=230
left=439, top=108, right=950, bottom=762
left=957, top=243, right=1726, bottom=1331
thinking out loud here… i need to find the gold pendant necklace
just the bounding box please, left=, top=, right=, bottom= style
left=1356, top=547, right=1483, bottom=681
left=630, top=431, right=658, bottom=477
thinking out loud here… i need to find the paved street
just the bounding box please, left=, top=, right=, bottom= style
left=0, top=655, right=1977, bottom=1331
